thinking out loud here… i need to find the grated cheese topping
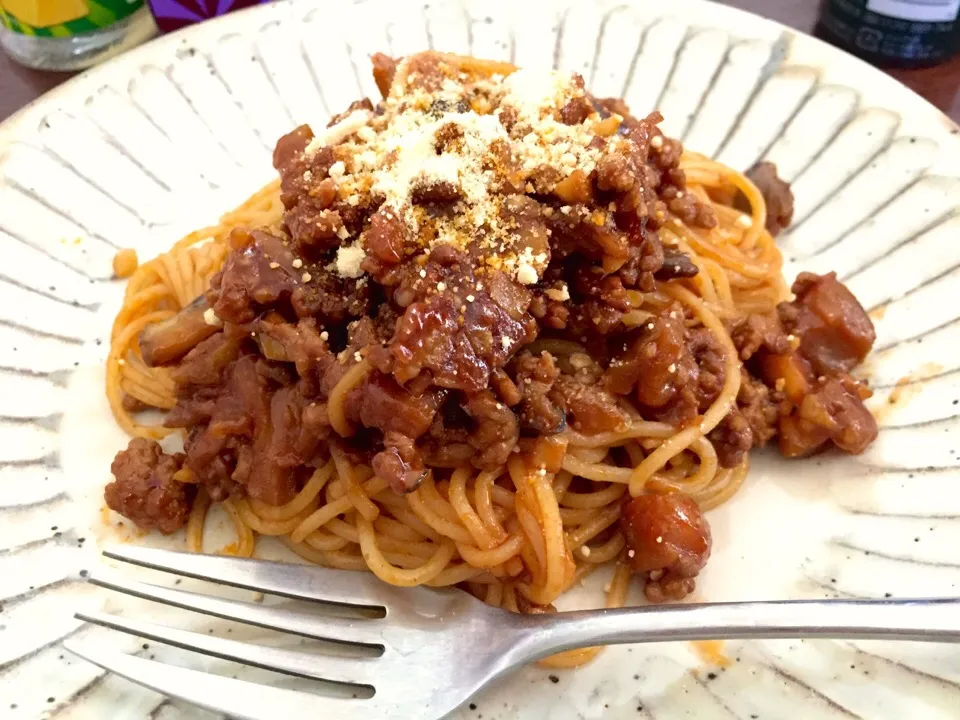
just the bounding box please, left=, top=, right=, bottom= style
left=305, top=110, right=373, bottom=156
left=545, top=283, right=571, bottom=302
left=335, top=244, right=367, bottom=279
left=304, top=56, right=619, bottom=284
left=203, top=308, right=223, bottom=327
left=300, top=53, right=623, bottom=286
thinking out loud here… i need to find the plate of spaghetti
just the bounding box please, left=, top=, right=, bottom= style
left=3, top=1, right=960, bottom=718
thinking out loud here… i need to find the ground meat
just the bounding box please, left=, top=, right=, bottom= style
left=272, top=130, right=346, bottom=252
left=290, top=267, right=372, bottom=323
left=709, top=412, right=753, bottom=469
left=664, top=184, right=717, bottom=229
left=621, top=492, right=711, bottom=603
left=617, top=231, right=665, bottom=292
left=709, top=369, right=781, bottom=468
left=596, top=152, right=637, bottom=193
left=512, top=352, right=565, bottom=434
left=736, top=369, right=781, bottom=448
left=465, top=390, right=520, bottom=468
left=687, top=327, right=726, bottom=411
left=730, top=312, right=789, bottom=361
left=105, top=439, right=192, bottom=533
left=741, top=162, right=794, bottom=237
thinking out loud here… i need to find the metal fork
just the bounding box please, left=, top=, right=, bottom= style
left=66, top=545, right=960, bottom=720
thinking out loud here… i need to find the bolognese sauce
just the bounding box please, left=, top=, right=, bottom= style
left=103, top=51, right=877, bottom=655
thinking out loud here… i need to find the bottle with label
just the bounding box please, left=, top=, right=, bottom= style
left=0, top=0, right=156, bottom=70
left=817, top=0, right=960, bottom=68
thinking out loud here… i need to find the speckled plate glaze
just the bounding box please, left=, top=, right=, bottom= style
left=2, top=0, right=960, bottom=717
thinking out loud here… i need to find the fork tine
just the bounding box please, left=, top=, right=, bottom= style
left=102, top=544, right=405, bottom=611
left=87, top=571, right=386, bottom=649
left=75, top=610, right=380, bottom=687
left=62, top=639, right=384, bottom=720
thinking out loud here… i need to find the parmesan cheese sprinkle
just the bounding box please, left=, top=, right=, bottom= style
left=309, top=55, right=615, bottom=285
left=203, top=308, right=222, bottom=327
left=335, top=244, right=367, bottom=279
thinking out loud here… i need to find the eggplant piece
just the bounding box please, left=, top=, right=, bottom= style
left=655, top=248, right=699, bottom=281
left=140, top=296, right=220, bottom=367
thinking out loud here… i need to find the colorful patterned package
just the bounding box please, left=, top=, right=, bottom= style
left=147, top=0, right=270, bottom=33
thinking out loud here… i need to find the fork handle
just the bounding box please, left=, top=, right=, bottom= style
left=513, top=598, right=960, bottom=661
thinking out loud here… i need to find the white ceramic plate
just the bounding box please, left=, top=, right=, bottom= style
left=3, top=0, right=960, bottom=717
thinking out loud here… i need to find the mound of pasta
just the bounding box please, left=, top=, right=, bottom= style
left=105, top=51, right=877, bottom=665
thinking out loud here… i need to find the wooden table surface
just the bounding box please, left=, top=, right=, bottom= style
left=2, top=0, right=960, bottom=123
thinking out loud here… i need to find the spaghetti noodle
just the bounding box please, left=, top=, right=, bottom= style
left=103, top=51, right=878, bottom=667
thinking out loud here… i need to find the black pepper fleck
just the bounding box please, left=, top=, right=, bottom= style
left=548, top=675, right=559, bottom=684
